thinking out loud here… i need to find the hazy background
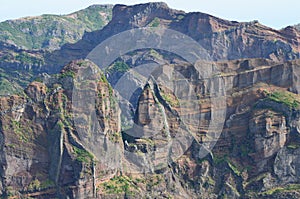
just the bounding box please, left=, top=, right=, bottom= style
left=1, top=0, right=299, bottom=29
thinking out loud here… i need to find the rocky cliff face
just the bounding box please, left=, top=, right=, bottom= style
left=0, top=57, right=300, bottom=198
left=0, top=2, right=300, bottom=199
left=0, top=60, right=122, bottom=198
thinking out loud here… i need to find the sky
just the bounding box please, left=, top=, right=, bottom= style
left=0, top=0, right=299, bottom=29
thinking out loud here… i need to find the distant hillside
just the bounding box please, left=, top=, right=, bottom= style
left=295, top=23, right=300, bottom=31
left=0, top=5, right=113, bottom=50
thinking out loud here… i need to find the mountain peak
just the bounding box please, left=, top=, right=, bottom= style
left=86, top=4, right=113, bottom=9
left=111, top=2, right=184, bottom=27
left=114, top=2, right=170, bottom=11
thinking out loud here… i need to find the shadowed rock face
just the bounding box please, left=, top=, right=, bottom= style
left=43, top=2, right=300, bottom=73
left=1, top=2, right=300, bottom=199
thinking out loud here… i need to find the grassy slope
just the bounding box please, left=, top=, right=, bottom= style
left=0, top=5, right=112, bottom=50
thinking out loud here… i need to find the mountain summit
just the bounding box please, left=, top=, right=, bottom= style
left=41, top=2, right=300, bottom=73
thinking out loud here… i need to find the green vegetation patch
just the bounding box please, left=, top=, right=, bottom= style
left=0, top=77, right=23, bottom=95
left=73, top=146, right=94, bottom=163
left=106, top=61, right=130, bottom=73
left=287, top=143, right=300, bottom=150
left=149, top=17, right=160, bottom=27
left=11, top=120, right=33, bottom=142
left=28, top=179, right=41, bottom=191
left=267, top=91, right=300, bottom=109
left=228, top=161, right=242, bottom=176
left=261, top=184, right=300, bottom=196
left=27, top=178, right=55, bottom=191
left=108, top=132, right=121, bottom=143
left=177, top=15, right=185, bottom=20
left=15, top=52, right=44, bottom=65
left=159, top=86, right=180, bottom=107
left=40, top=179, right=55, bottom=189
left=101, top=175, right=138, bottom=195
left=161, top=92, right=180, bottom=107
left=149, top=49, right=163, bottom=59
left=60, top=70, right=75, bottom=79
left=213, top=154, right=227, bottom=165
left=100, top=73, right=109, bottom=84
